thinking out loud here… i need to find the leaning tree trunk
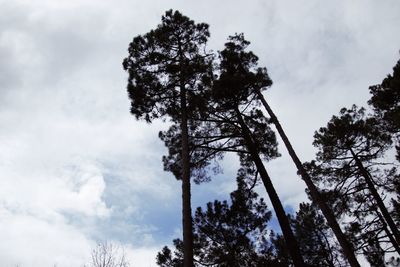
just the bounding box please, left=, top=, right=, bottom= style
left=255, top=90, right=361, bottom=267
left=349, top=148, right=400, bottom=248
left=235, top=107, right=305, bottom=267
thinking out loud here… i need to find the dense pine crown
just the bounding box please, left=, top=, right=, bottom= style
left=213, top=34, right=272, bottom=109
left=307, top=102, right=400, bottom=262
left=123, top=10, right=212, bottom=123
left=272, top=203, right=346, bottom=266
left=369, top=58, right=400, bottom=133
left=313, top=105, right=392, bottom=162
left=210, top=34, right=279, bottom=162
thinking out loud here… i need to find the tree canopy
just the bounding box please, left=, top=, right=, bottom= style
left=123, top=9, right=400, bottom=267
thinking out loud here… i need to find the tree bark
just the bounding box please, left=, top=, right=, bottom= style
left=180, top=85, right=194, bottom=267
left=179, top=38, right=194, bottom=267
left=235, top=107, right=305, bottom=267
left=350, top=148, right=400, bottom=248
left=255, top=90, right=361, bottom=267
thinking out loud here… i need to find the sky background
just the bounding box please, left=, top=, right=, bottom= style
left=1, top=0, right=400, bottom=266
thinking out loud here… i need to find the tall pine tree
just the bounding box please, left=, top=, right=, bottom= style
left=207, top=34, right=305, bottom=266
left=123, top=10, right=213, bottom=267
left=246, top=46, right=361, bottom=267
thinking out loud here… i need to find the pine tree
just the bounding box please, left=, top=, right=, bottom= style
left=368, top=57, right=400, bottom=134
left=293, top=203, right=344, bottom=267
left=250, top=50, right=361, bottom=267
left=156, top=176, right=285, bottom=267
left=369, top=57, right=400, bottom=161
left=311, top=105, right=400, bottom=258
left=369, top=57, right=400, bottom=240
left=363, top=237, right=386, bottom=267
left=205, top=34, right=305, bottom=266
left=272, top=203, right=346, bottom=267
left=122, top=10, right=213, bottom=267
left=156, top=34, right=305, bottom=265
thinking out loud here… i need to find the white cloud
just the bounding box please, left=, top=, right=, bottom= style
left=0, top=160, right=109, bottom=218
left=127, top=246, right=161, bottom=267
left=0, top=207, right=93, bottom=266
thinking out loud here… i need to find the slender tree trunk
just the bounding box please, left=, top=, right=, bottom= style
left=349, top=148, right=400, bottom=248
left=178, top=38, right=194, bottom=266
left=235, top=107, right=305, bottom=267
left=255, top=90, right=361, bottom=267
left=180, top=85, right=194, bottom=267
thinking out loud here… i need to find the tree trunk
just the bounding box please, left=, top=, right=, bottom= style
left=235, top=107, right=305, bottom=267
left=255, top=90, right=361, bottom=267
left=180, top=85, right=194, bottom=267
left=350, top=148, right=400, bottom=248
left=177, top=37, right=194, bottom=267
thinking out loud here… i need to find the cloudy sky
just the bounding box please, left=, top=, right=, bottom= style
left=1, top=0, right=399, bottom=266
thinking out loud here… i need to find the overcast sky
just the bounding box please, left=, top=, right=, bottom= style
left=1, top=0, right=399, bottom=266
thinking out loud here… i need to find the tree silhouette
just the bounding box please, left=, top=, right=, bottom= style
left=368, top=57, right=400, bottom=134
left=251, top=55, right=361, bottom=267
left=390, top=174, right=400, bottom=228
left=201, top=34, right=305, bottom=266
left=85, top=242, right=129, bottom=267
left=157, top=176, right=285, bottom=267
left=151, top=34, right=304, bottom=264
left=311, top=105, right=400, bottom=258
left=363, top=237, right=386, bottom=267
left=293, top=203, right=344, bottom=267
left=122, top=10, right=213, bottom=267
left=369, top=56, right=400, bottom=162
left=305, top=160, right=400, bottom=258
left=187, top=32, right=360, bottom=266
left=159, top=118, right=224, bottom=185
left=272, top=202, right=346, bottom=267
